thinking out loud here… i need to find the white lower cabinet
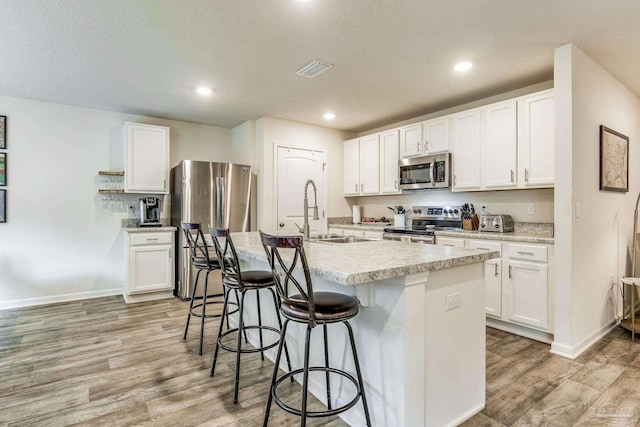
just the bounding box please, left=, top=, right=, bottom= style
left=438, top=235, right=553, bottom=340
left=506, top=261, right=548, bottom=330
left=484, top=259, right=502, bottom=318
left=124, top=231, right=175, bottom=303
left=505, top=243, right=549, bottom=330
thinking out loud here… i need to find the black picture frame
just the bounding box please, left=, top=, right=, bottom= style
left=0, top=152, right=5, bottom=186
left=0, top=115, right=5, bottom=149
left=600, top=125, right=629, bottom=192
left=0, top=189, right=5, bottom=223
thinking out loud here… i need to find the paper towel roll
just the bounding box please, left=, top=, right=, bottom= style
left=352, top=204, right=361, bottom=224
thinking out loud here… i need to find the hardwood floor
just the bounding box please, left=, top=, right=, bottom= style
left=1, top=296, right=640, bottom=426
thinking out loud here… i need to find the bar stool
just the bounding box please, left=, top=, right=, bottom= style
left=209, top=228, right=292, bottom=404
left=181, top=223, right=235, bottom=355
left=259, top=231, right=371, bottom=427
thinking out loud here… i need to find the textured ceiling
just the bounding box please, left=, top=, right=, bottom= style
left=1, top=0, right=639, bottom=132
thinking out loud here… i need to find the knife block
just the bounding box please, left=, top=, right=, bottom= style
left=463, top=214, right=479, bottom=231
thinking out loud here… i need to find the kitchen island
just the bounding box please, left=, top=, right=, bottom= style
left=228, top=232, right=499, bottom=427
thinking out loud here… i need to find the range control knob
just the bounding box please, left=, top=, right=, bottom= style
left=481, top=223, right=486, bottom=228
left=417, top=209, right=422, bottom=214
left=453, top=209, right=459, bottom=214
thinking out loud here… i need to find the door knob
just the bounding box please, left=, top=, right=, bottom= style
left=279, top=222, right=285, bottom=227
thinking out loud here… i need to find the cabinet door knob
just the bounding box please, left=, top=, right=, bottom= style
left=279, top=222, right=285, bottom=227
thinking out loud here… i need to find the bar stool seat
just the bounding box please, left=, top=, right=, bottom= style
left=260, top=231, right=371, bottom=427
left=222, top=271, right=275, bottom=288
left=282, top=292, right=359, bottom=323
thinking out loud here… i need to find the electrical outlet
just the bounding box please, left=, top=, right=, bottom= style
left=528, top=203, right=536, bottom=215
left=446, top=292, right=462, bottom=310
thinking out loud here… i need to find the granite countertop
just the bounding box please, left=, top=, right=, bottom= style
left=229, top=232, right=499, bottom=286
left=123, top=226, right=177, bottom=233
left=434, top=229, right=554, bottom=244
left=328, top=223, right=391, bottom=231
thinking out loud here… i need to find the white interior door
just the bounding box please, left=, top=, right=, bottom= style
left=276, top=146, right=326, bottom=234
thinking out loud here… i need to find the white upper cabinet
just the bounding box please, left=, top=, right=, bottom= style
left=343, top=138, right=361, bottom=196
left=451, top=108, right=482, bottom=191
left=124, top=122, right=170, bottom=193
left=380, top=130, right=401, bottom=194
left=518, top=89, right=554, bottom=188
left=400, top=123, right=423, bottom=158
left=359, top=134, right=380, bottom=195
left=423, top=116, right=450, bottom=154
left=482, top=100, right=517, bottom=190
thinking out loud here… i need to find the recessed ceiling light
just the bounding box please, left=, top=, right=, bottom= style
left=454, top=61, right=473, bottom=72
left=323, top=112, right=336, bottom=120
left=196, top=87, right=212, bottom=95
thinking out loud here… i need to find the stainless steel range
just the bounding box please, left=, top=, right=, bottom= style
left=383, top=205, right=463, bottom=244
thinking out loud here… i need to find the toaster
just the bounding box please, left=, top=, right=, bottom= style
left=479, top=214, right=514, bottom=232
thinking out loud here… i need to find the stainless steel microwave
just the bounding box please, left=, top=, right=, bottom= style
left=399, top=153, right=451, bottom=190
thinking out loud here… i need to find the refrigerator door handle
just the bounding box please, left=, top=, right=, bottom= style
left=215, top=176, right=221, bottom=229
left=220, top=176, right=226, bottom=228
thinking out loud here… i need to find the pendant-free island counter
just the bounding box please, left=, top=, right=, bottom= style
left=225, top=232, right=500, bottom=427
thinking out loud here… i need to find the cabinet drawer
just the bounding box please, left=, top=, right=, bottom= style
left=467, top=240, right=502, bottom=256
left=507, top=243, right=547, bottom=262
left=130, top=232, right=173, bottom=246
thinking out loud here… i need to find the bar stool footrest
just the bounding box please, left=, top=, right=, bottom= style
left=218, top=325, right=280, bottom=353
left=190, top=300, right=238, bottom=319
left=272, top=367, right=362, bottom=418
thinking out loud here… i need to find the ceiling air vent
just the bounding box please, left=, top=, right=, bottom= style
left=295, top=60, right=333, bottom=78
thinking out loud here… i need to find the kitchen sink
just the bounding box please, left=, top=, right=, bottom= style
left=314, top=236, right=378, bottom=244
left=309, top=233, right=343, bottom=240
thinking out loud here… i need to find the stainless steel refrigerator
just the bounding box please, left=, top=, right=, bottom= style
left=171, top=160, right=256, bottom=300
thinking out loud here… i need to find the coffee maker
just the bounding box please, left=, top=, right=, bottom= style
left=139, top=197, right=161, bottom=227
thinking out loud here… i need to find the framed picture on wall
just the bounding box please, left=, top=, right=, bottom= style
left=0, top=152, right=5, bottom=186
left=600, top=125, right=629, bottom=192
left=0, top=190, right=5, bottom=223
left=0, top=115, right=5, bottom=149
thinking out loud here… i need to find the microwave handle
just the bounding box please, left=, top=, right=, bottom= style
left=431, top=161, right=436, bottom=187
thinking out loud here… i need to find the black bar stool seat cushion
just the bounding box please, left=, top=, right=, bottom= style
left=282, top=292, right=359, bottom=323
left=221, top=270, right=274, bottom=289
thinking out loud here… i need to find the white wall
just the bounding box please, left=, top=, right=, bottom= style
left=353, top=189, right=554, bottom=224
left=254, top=117, right=355, bottom=232
left=0, top=95, right=232, bottom=309
left=552, top=44, right=640, bottom=358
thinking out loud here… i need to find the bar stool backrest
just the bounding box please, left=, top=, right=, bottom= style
left=181, top=222, right=216, bottom=270
left=209, top=228, right=243, bottom=289
left=259, top=231, right=318, bottom=327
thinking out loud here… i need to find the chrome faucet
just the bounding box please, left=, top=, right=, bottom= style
left=295, top=179, right=319, bottom=239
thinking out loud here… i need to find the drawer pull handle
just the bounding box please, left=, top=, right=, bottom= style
left=477, top=247, right=490, bottom=250
left=147, top=238, right=159, bottom=241
left=517, top=251, right=534, bottom=255
left=494, top=263, right=499, bottom=277
left=509, top=265, right=513, bottom=278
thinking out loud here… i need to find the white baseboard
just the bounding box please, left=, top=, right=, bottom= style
left=449, top=403, right=486, bottom=427
left=550, top=320, right=618, bottom=359
left=0, top=288, right=123, bottom=310
left=486, top=317, right=553, bottom=344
